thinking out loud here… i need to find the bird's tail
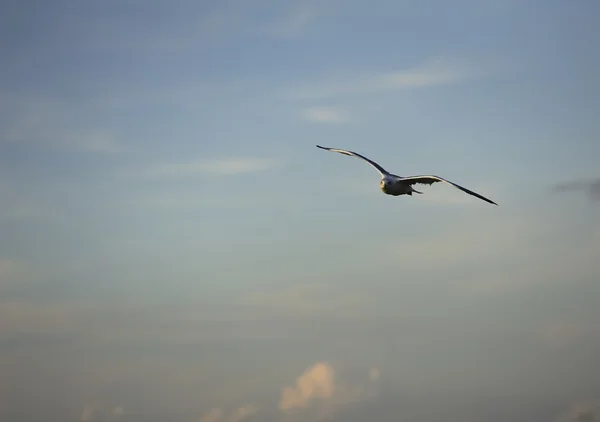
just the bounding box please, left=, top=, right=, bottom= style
left=411, top=188, right=423, bottom=194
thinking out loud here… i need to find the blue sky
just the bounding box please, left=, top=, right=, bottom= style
left=1, top=1, right=599, bottom=421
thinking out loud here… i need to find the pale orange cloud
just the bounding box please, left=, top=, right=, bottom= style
left=279, top=362, right=336, bottom=410
left=279, top=361, right=381, bottom=421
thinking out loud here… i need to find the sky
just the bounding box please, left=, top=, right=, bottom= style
left=1, top=0, right=599, bottom=421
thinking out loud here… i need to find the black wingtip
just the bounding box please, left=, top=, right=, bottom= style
left=460, top=186, right=498, bottom=206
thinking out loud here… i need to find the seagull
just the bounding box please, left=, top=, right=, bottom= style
left=316, top=145, right=498, bottom=205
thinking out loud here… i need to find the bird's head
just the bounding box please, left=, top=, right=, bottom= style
left=380, top=179, right=387, bottom=190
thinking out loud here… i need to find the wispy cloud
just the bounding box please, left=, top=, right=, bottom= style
left=148, top=157, right=278, bottom=178
left=302, top=106, right=350, bottom=124
left=286, top=57, right=473, bottom=100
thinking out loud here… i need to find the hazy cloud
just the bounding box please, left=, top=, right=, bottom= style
left=0, top=96, right=124, bottom=154
left=367, top=204, right=600, bottom=301
left=238, top=285, right=375, bottom=318
left=553, top=178, right=600, bottom=201
left=377, top=208, right=540, bottom=271
left=149, top=157, right=278, bottom=178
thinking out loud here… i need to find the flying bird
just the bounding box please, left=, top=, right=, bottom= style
left=316, top=145, right=497, bottom=205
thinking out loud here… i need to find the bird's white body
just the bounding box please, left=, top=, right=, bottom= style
left=380, top=176, right=420, bottom=196
left=316, top=145, right=497, bottom=206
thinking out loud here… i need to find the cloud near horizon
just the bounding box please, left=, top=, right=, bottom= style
left=279, top=362, right=379, bottom=420
left=279, top=362, right=336, bottom=411
left=194, top=362, right=380, bottom=422
left=199, top=405, right=259, bottom=422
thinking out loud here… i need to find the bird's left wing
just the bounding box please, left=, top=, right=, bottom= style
left=400, top=175, right=498, bottom=205
left=316, top=145, right=390, bottom=177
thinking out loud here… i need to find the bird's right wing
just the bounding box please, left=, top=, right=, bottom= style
left=400, top=175, right=498, bottom=205
left=316, top=145, right=390, bottom=177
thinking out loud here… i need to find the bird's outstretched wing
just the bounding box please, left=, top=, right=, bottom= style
left=399, top=175, right=498, bottom=205
left=316, top=145, right=390, bottom=177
